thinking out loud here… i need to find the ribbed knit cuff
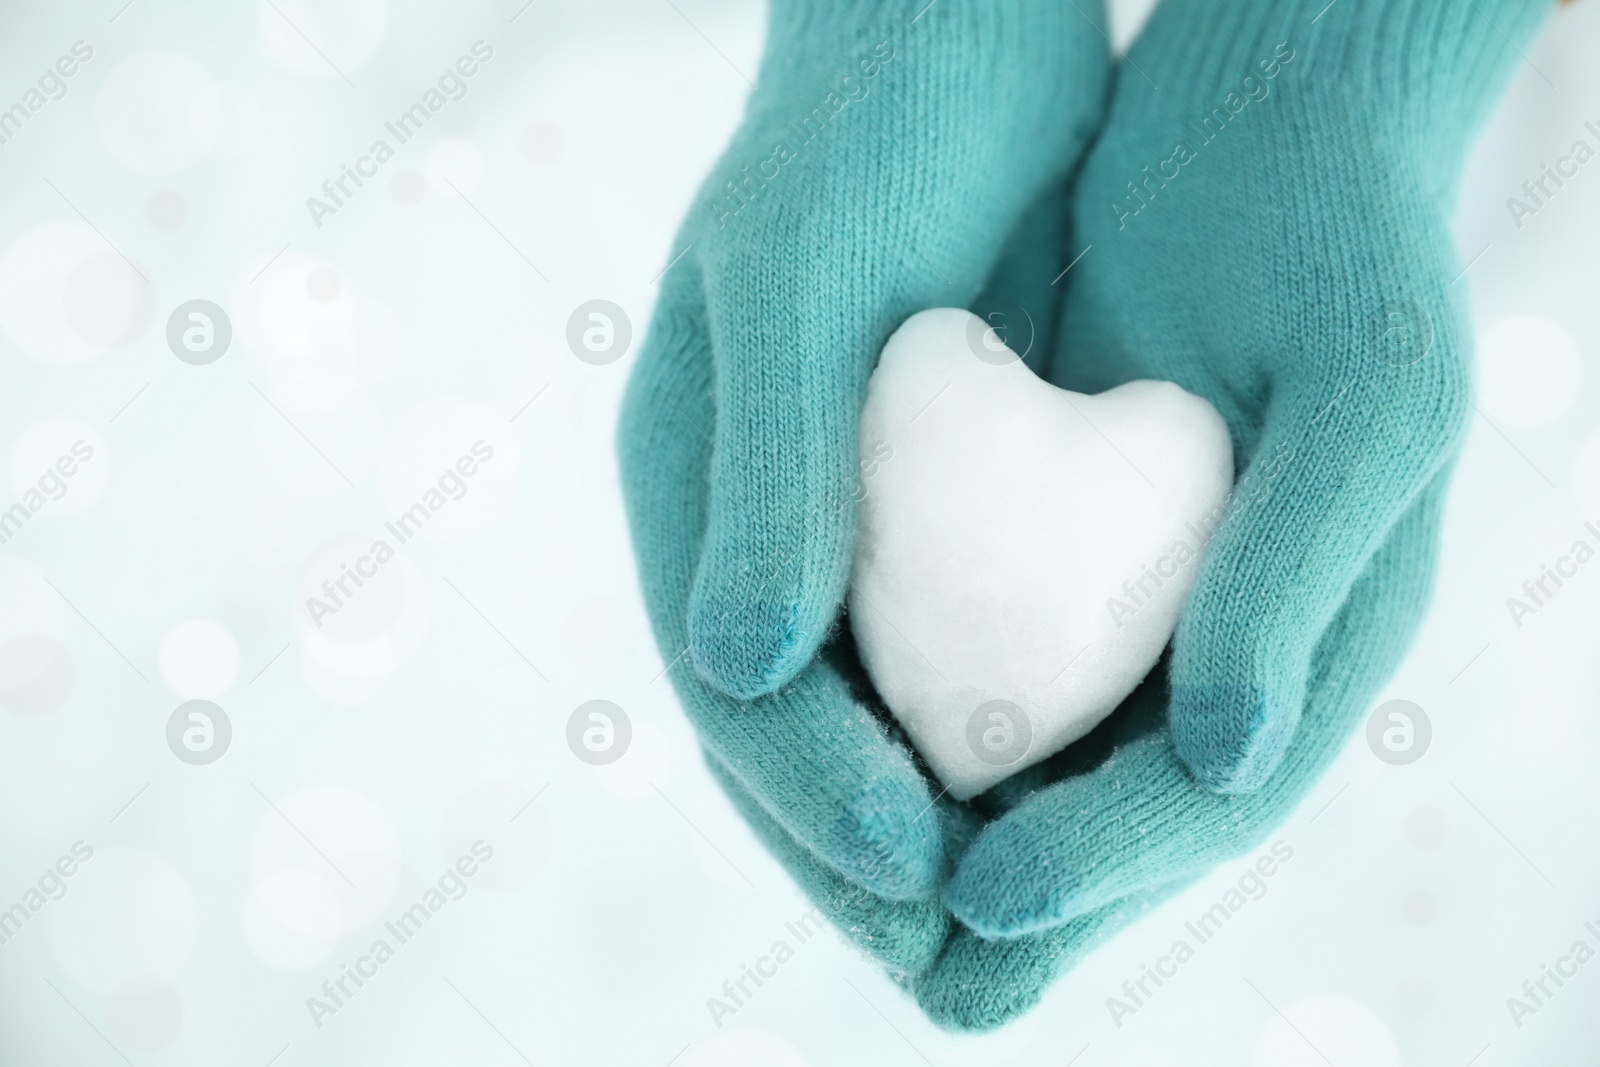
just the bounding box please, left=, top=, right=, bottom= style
left=756, top=0, right=1099, bottom=89
left=1126, top=0, right=1550, bottom=161
left=722, top=0, right=1107, bottom=203
left=764, top=0, right=1100, bottom=46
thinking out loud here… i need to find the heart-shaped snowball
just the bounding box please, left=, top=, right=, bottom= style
left=849, top=309, right=1234, bottom=800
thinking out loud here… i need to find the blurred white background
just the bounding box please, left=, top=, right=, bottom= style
left=0, top=0, right=1596, bottom=1063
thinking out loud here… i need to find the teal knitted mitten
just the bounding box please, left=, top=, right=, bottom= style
left=622, top=263, right=940, bottom=902
left=702, top=751, right=955, bottom=974
left=936, top=473, right=1448, bottom=1014
left=945, top=0, right=1551, bottom=940
left=619, top=1, right=1109, bottom=907
left=914, top=875, right=1196, bottom=1031
left=676, top=0, right=1106, bottom=701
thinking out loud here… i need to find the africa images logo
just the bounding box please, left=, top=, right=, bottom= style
left=303, top=440, right=495, bottom=629
left=306, top=841, right=494, bottom=1028
left=304, top=40, right=494, bottom=229
left=0, top=440, right=97, bottom=547
left=1110, top=41, right=1296, bottom=229
left=0, top=40, right=94, bottom=148
left=705, top=39, right=895, bottom=230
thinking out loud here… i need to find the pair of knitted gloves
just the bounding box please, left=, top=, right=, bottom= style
left=618, top=0, right=1550, bottom=1031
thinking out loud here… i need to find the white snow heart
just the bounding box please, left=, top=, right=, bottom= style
left=849, top=308, right=1234, bottom=800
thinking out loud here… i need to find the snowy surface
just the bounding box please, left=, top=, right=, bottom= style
left=0, top=0, right=1596, bottom=1064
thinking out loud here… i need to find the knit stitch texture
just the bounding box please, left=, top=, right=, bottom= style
left=620, top=0, right=1551, bottom=1035
left=945, top=0, right=1551, bottom=948
left=618, top=0, right=1108, bottom=913
left=678, top=0, right=1107, bottom=701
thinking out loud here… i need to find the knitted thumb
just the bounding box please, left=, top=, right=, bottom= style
left=684, top=0, right=1108, bottom=699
